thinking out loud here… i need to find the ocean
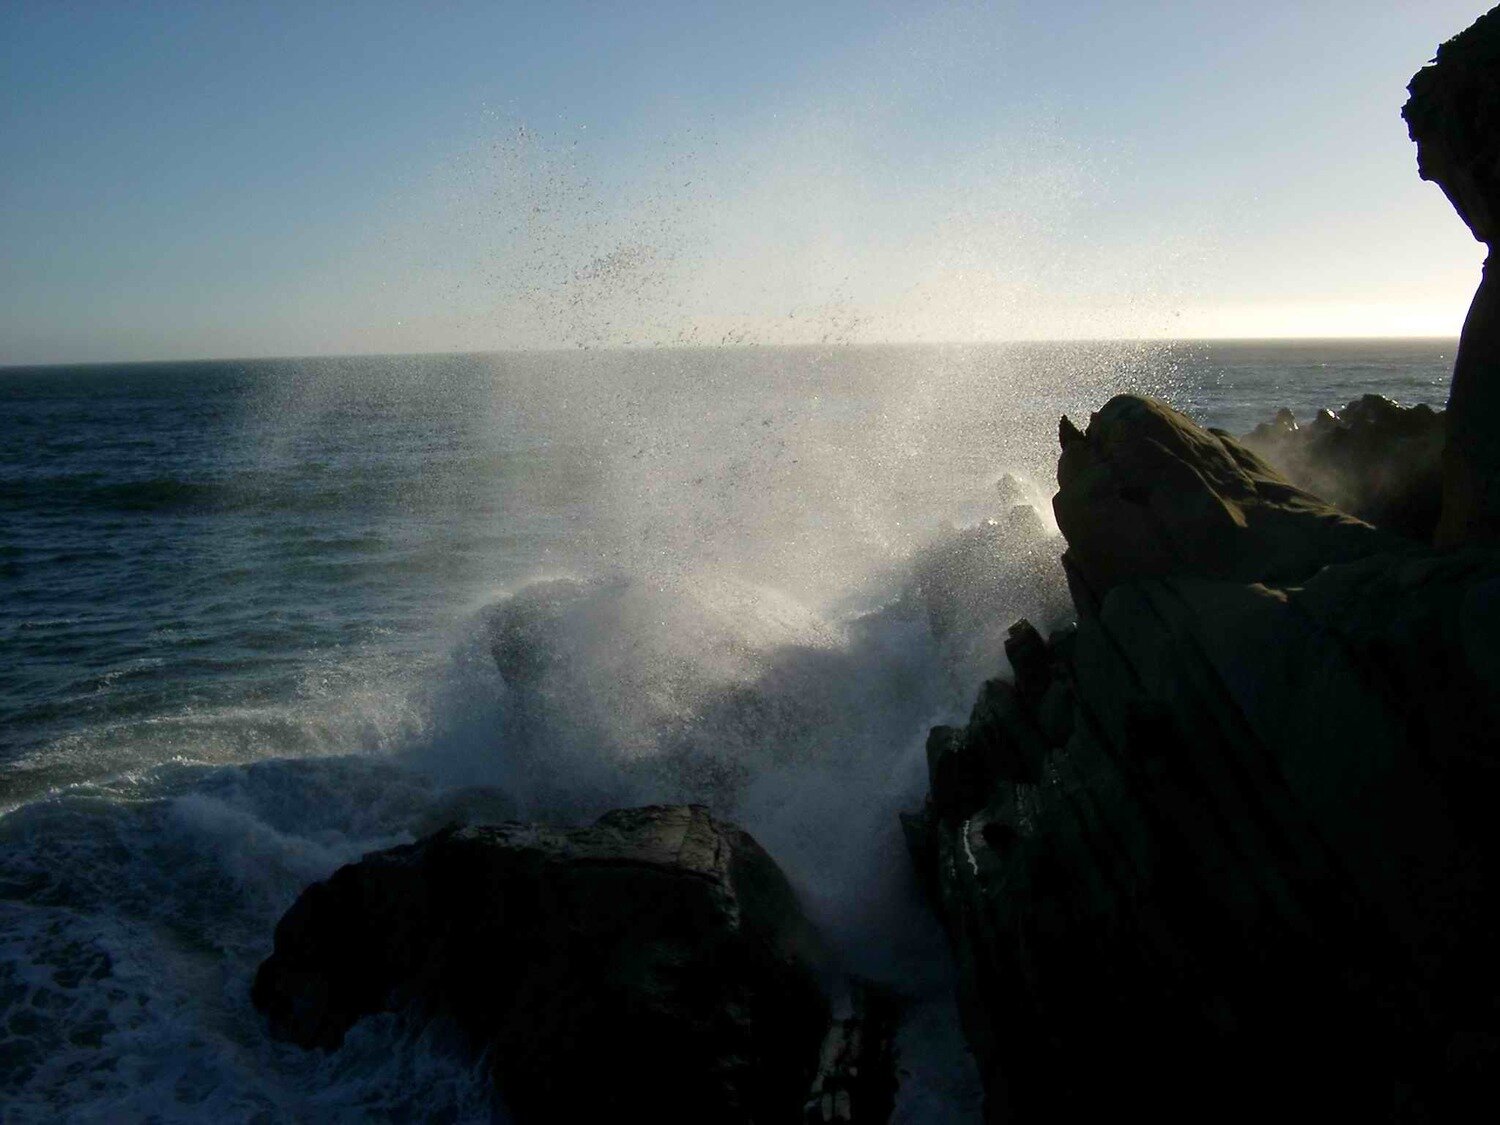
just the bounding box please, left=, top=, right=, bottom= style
left=0, top=339, right=1452, bottom=1121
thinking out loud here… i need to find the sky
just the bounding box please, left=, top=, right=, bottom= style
left=0, top=0, right=1492, bottom=364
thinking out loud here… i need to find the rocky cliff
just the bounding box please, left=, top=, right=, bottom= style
left=905, top=398, right=1500, bottom=1120
left=902, top=17, right=1500, bottom=1120
left=1405, top=7, right=1500, bottom=544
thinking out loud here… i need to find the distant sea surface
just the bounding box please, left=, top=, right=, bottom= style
left=0, top=338, right=1451, bottom=1121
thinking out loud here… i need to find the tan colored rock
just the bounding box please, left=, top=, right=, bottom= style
left=906, top=544, right=1500, bottom=1121
left=1052, top=394, right=1400, bottom=607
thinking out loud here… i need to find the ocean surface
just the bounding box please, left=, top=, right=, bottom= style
left=0, top=339, right=1451, bottom=1121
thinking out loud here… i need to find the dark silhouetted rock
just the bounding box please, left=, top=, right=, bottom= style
left=908, top=393, right=1500, bottom=1121
left=901, top=14, right=1500, bottom=1113
left=909, top=569, right=1500, bottom=1121
left=1405, top=7, right=1500, bottom=543
left=1403, top=8, right=1500, bottom=247
left=1240, top=394, right=1445, bottom=540
left=1051, top=394, right=1400, bottom=609
left=254, top=805, right=830, bottom=1123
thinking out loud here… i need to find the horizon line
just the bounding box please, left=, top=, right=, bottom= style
left=0, top=334, right=1462, bottom=373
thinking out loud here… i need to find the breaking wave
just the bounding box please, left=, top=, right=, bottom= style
left=0, top=482, right=1067, bottom=1121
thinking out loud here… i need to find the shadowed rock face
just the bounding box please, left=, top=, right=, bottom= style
left=1403, top=8, right=1500, bottom=245
left=907, top=395, right=1500, bottom=1122
left=1239, top=395, right=1446, bottom=540
left=1051, top=394, right=1401, bottom=611
left=253, top=805, right=830, bottom=1124
left=1405, top=6, right=1500, bottom=543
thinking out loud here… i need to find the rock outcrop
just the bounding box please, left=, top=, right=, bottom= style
left=1405, top=7, right=1500, bottom=543
left=254, top=805, right=831, bottom=1123
left=901, top=16, right=1500, bottom=1109
left=1240, top=394, right=1445, bottom=540
left=1052, top=394, right=1402, bottom=612
left=906, top=395, right=1500, bottom=1121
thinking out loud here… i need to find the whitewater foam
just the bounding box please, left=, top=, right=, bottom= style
left=18, top=339, right=1390, bottom=1119
left=1, top=488, right=1068, bottom=1120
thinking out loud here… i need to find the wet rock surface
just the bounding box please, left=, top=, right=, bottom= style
left=907, top=394, right=1500, bottom=1121
left=254, top=804, right=832, bottom=1123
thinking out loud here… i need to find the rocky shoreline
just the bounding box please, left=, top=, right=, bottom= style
left=897, top=10, right=1500, bottom=1118
left=902, top=397, right=1499, bottom=1119
left=252, top=9, right=1500, bottom=1122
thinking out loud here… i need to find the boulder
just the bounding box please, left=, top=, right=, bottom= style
left=1240, top=394, right=1445, bottom=540
left=1051, top=394, right=1400, bottom=609
left=253, top=805, right=830, bottom=1123
left=1404, top=6, right=1500, bottom=543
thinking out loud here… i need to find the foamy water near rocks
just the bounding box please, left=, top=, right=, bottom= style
left=249, top=10, right=1500, bottom=1122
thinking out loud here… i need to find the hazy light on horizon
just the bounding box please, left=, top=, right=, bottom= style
left=0, top=0, right=1489, bottom=365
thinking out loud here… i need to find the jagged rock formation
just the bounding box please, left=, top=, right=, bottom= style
left=1405, top=6, right=1500, bottom=543
left=1240, top=394, right=1445, bottom=540
left=253, top=805, right=831, bottom=1123
left=905, top=396, right=1500, bottom=1121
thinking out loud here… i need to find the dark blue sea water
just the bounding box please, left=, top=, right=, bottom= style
left=0, top=339, right=1452, bottom=1121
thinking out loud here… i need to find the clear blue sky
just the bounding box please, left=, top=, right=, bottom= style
left=0, top=0, right=1491, bottom=363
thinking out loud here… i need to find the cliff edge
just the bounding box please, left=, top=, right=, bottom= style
left=905, top=11, right=1500, bottom=1119
left=1405, top=6, right=1500, bottom=543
